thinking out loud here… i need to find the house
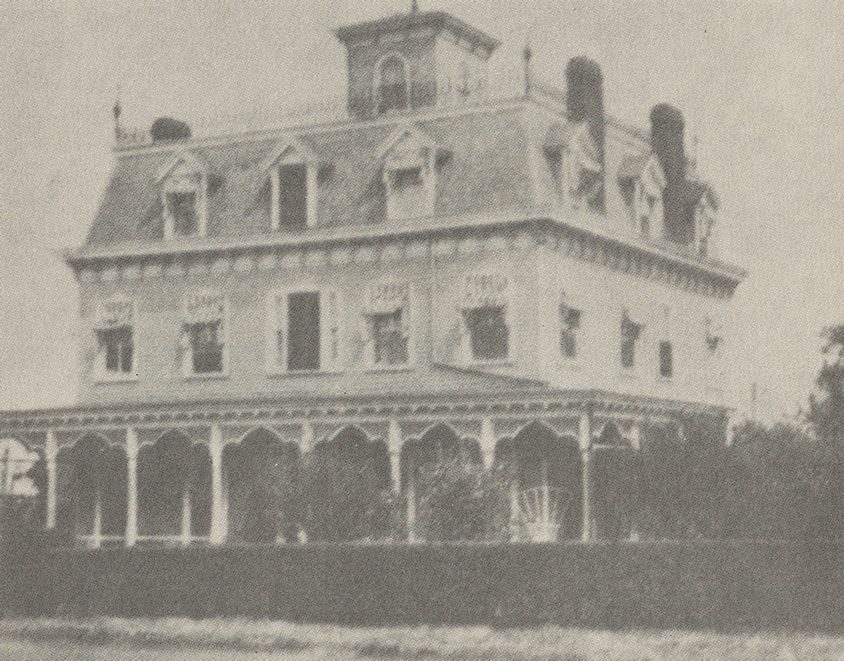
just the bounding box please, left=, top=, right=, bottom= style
left=0, top=7, right=744, bottom=546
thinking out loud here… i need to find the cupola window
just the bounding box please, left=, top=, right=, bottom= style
left=376, top=54, right=410, bottom=115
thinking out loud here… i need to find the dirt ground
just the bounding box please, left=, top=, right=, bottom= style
left=0, top=618, right=840, bottom=660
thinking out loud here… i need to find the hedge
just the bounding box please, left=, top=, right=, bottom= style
left=4, top=540, right=842, bottom=631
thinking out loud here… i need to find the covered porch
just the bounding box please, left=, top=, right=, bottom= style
left=0, top=391, right=727, bottom=547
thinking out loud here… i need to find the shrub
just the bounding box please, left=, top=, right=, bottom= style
left=415, top=461, right=508, bottom=542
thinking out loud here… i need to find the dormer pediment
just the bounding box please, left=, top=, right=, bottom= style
left=618, top=153, right=666, bottom=195
left=155, top=151, right=207, bottom=184
left=377, top=126, right=444, bottom=168
left=260, top=138, right=321, bottom=177
left=543, top=122, right=600, bottom=172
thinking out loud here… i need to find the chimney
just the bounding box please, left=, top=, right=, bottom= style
left=566, top=57, right=605, bottom=165
left=650, top=103, right=685, bottom=185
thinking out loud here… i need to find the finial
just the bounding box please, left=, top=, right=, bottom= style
left=523, top=44, right=533, bottom=96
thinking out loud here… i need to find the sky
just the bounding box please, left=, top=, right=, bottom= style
left=0, top=0, right=842, bottom=420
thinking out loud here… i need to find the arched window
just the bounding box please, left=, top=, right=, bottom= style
left=376, top=54, right=410, bottom=115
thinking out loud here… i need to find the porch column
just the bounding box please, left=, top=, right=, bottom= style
left=209, top=424, right=226, bottom=545
left=479, top=417, right=496, bottom=470
left=387, top=419, right=402, bottom=491
left=180, top=482, right=192, bottom=546
left=91, top=489, right=103, bottom=549
left=629, top=421, right=642, bottom=541
left=125, top=427, right=138, bottom=547
left=579, top=410, right=593, bottom=542
left=406, top=455, right=417, bottom=543
left=45, top=430, right=57, bottom=530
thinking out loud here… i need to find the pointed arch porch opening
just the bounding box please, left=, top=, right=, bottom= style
left=495, top=421, right=582, bottom=542
left=591, top=421, right=638, bottom=540
left=299, top=426, right=392, bottom=543
left=223, top=428, right=300, bottom=544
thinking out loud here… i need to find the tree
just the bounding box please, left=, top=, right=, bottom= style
left=805, top=324, right=844, bottom=538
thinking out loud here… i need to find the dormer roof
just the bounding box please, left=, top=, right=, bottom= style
left=377, top=125, right=445, bottom=162
left=259, top=137, right=322, bottom=176
left=335, top=11, right=500, bottom=54
left=155, top=151, right=207, bottom=183
left=618, top=153, right=667, bottom=194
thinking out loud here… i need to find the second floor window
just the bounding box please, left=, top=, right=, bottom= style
left=99, top=327, right=133, bottom=375
left=269, top=289, right=340, bottom=373
left=94, top=299, right=135, bottom=379
left=372, top=310, right=409, bottom=366
left=620, top=312, right=642, bottom=370
left=560, top=304, right=582, bottom=359
left=363, top=282, right=411, bottom=368
left=465, top=306, right=509, bottom=362
left=182, top=292, right=226, bottom=376
left=659, top=340, right=673, bottom=378
left=187, top=321, right=224, bottom=374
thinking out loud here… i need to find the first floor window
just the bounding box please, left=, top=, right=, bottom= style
left=371, top=310, right=409, bottom=366
left=98, top=327, right=133, bottom=375
left=658, top=340, right=673, bottom=378
left=187, top=321, right=224, bottom=374
left=560, top=304, right=582, bottom=359
left=465, top=306, right=509, bottom=361
left=621, top=314, right=642, bottom=370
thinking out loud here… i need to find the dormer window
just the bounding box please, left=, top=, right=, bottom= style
left=261, top=140, right=319, bottom=231
left=695, top=193, right=717, bottom=257
left=379, top=127, right=440, bottom=220
left=619, top=153, right=666, bottom=239
left=544, top=123, right=602, bottom=211
left=376, top=53, right=410, bottom=115
left=157, top=152, right=208, bottom=240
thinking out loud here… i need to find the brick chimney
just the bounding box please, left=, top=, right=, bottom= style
left=650, top=103, right=685, bottom=185
left=566, top=57, right=605, bottom=209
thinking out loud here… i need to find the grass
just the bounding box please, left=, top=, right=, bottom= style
left=0, top=618, right=841, bottom=659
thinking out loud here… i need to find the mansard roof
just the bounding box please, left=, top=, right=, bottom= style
left=335, top=11, right=500, bottom=53
left=85, top=109, right=535, bottom=247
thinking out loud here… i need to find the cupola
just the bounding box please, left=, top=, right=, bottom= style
left=335, top=10, right=499, bottom=119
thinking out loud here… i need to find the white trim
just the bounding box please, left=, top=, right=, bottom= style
left=373, top=51, right=412, bottom=116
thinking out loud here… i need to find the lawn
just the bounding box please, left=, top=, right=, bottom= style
left=0, top=618, right=840, bottom=660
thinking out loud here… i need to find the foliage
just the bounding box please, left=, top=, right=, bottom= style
left=636, top=415, right=737, bottom=540
left=295, top=446, right=397, bottom=543
left=415, top=461, right=508, bottom=542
